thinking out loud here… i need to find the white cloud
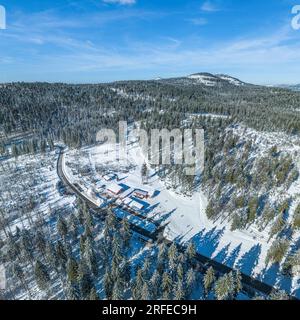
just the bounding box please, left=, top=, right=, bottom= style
left=201, top=1, right=219, bottom=12
left=103, top=0, right=136, bottom=5
left=187, top=18, right=207, bottom=26
left=2, top=6, right=300, bottom=84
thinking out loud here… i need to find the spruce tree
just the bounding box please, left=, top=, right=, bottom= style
left=56, top=240, right=67, bottom=271
left=187, top=242, right=196, bottom=265
left=168, top=243, right=178, bottom=272
left=132, top=267, right=144, bottom=300
left=176, top=263, right=184, bottom=282
left=112, top=280, right=124, bottom=300
left=141, top=282, right=151, bottom=300
left=121, top=218, right=131, bottom=248
left=161, top=272, right=172, bottom=299
left=186, top=268, right=196, bottom=298
left=35, top=231, right=47, bottom=257
left=104, top=269, right=113, bottom=300
left=57, top=216, right=68, bottom=240
left=234, top=270, right=243, bottom=296
left=35, top=260, right=50, bottom=292
left=12, top=263, right=31, bottom=296
left=203, top=267, right=216, bottom=296
left=150, top=271, right=161, bottom=299
left=79, top=270, right=93, bottom=299
left=120, top=258, right=131, bottom=288
left=67, top=258, right=79, bottom=285
left=174, top=279, right=185, bottom=300
left=89, top=287, right=100, bottom=300
left=66, top=281, right=80, bottom=300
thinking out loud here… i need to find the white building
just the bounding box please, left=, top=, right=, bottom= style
left=107, top=183, right=124, bottom=195
left=128, top=199, right=145, bottom=211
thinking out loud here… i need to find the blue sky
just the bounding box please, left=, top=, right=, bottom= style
left=0, top=0, right=300, bottom=84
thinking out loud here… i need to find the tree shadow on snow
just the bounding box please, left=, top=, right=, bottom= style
left=260, top=263, right=280, bottom=287
left=156, top=209, right=176, bottom=225
left=224, top=243, right=242, bottom=268
left=236, top=244, right=262, bottom=276
left=190, top=226, right=225, bottom=258
left=213, top=243, right=231, bottom=264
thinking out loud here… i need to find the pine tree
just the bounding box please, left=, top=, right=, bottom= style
left=64, top=240, right=73, bottom=257
left=141, top=282, right=150, bottom=300
left=20, top=231, right=34, bottom=264
left=157, top=242, right=167, bottom=273
left=79, top=269, right=94, bottom=299
left=176, top=263, right=184, bottom=282
left=161, top=272, right=172, bottom=299
left=269, top=290, right=290, bottom=300
left=150, top=271, right=161, bottom=299
left=121, top=218, right=131, bottom=248
left=67, top=258, right=79, bottom=284
left=214, top=273, right=235, bottom=300
left=89, top=287, right=99, bottom=300
left=84, top=237, right=98, bottom=277
left=56, top=240, right=67, bottom=270
left=66, top=281, right=80, bottom=300
left=162, top=289, right=172, bottom=300
left=69, top=213, right=79, bottom=241
left=187, top=242, right=196, bottom=265
left=141, top=163, right=148, bottom=184
left=35, top=231, right=47, bottom=257
left=57, top=216, right=68, bottom=240
left=186, top=268, right=196, bottom=298
left=112, top=234, right=123, bottom=266
left=168, top=243, right=178, bottom=272
left=12, top=263, right=31, bottom=296
left=79, top=235, right=86, bottom=258
left=7, top=236, right=21, bottom=261
left=142, top=257, right=151, bottom=281
left=104, top=268, right=114, bottom=300
left=174, top=279, right=185, bottom=300
left=35, top=260, right=50, bottom=292
left=132, top=267, right=144, bottom=300
left=112, top=279, right=124, bottom=300
left=84, top=209, right=94, bottom=229
left=203, top=267, right=216, bottom=296
left=45, top=243, right=59, bottom=272
left=111, top=259, right=121, bottom=280
left=234, top=270, right=243, bottom=296
left=84, top=224, right=93, bottom=240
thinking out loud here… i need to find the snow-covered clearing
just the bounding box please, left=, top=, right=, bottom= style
left=188, top=74, right=216, bottom=86
left=218, top=75, right=244, bottom=86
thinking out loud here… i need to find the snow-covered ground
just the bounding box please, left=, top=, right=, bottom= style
left=0, top=150, right=77, bottom=300
left=188, top=74, right=216, bottom=86
left=0, top=151, right=76, bottom=238
left=64, top=127, right=300, bottom=297
left=187, top=73, right=244, bottom=87
left=218, top=75, right=244, bottom=86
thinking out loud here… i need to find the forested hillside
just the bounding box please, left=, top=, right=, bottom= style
left=1, top=75, right=300, bottom=299
left=1, top=75, right=300, bottom=153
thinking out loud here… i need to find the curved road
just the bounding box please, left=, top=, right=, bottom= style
left=56, top=147, right=297, bottom=300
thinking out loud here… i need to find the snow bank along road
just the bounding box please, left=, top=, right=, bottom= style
left=56, top=147, right=297, bottom=300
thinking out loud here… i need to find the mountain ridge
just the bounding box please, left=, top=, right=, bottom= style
left=154, top=72, right=249, bottom=88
